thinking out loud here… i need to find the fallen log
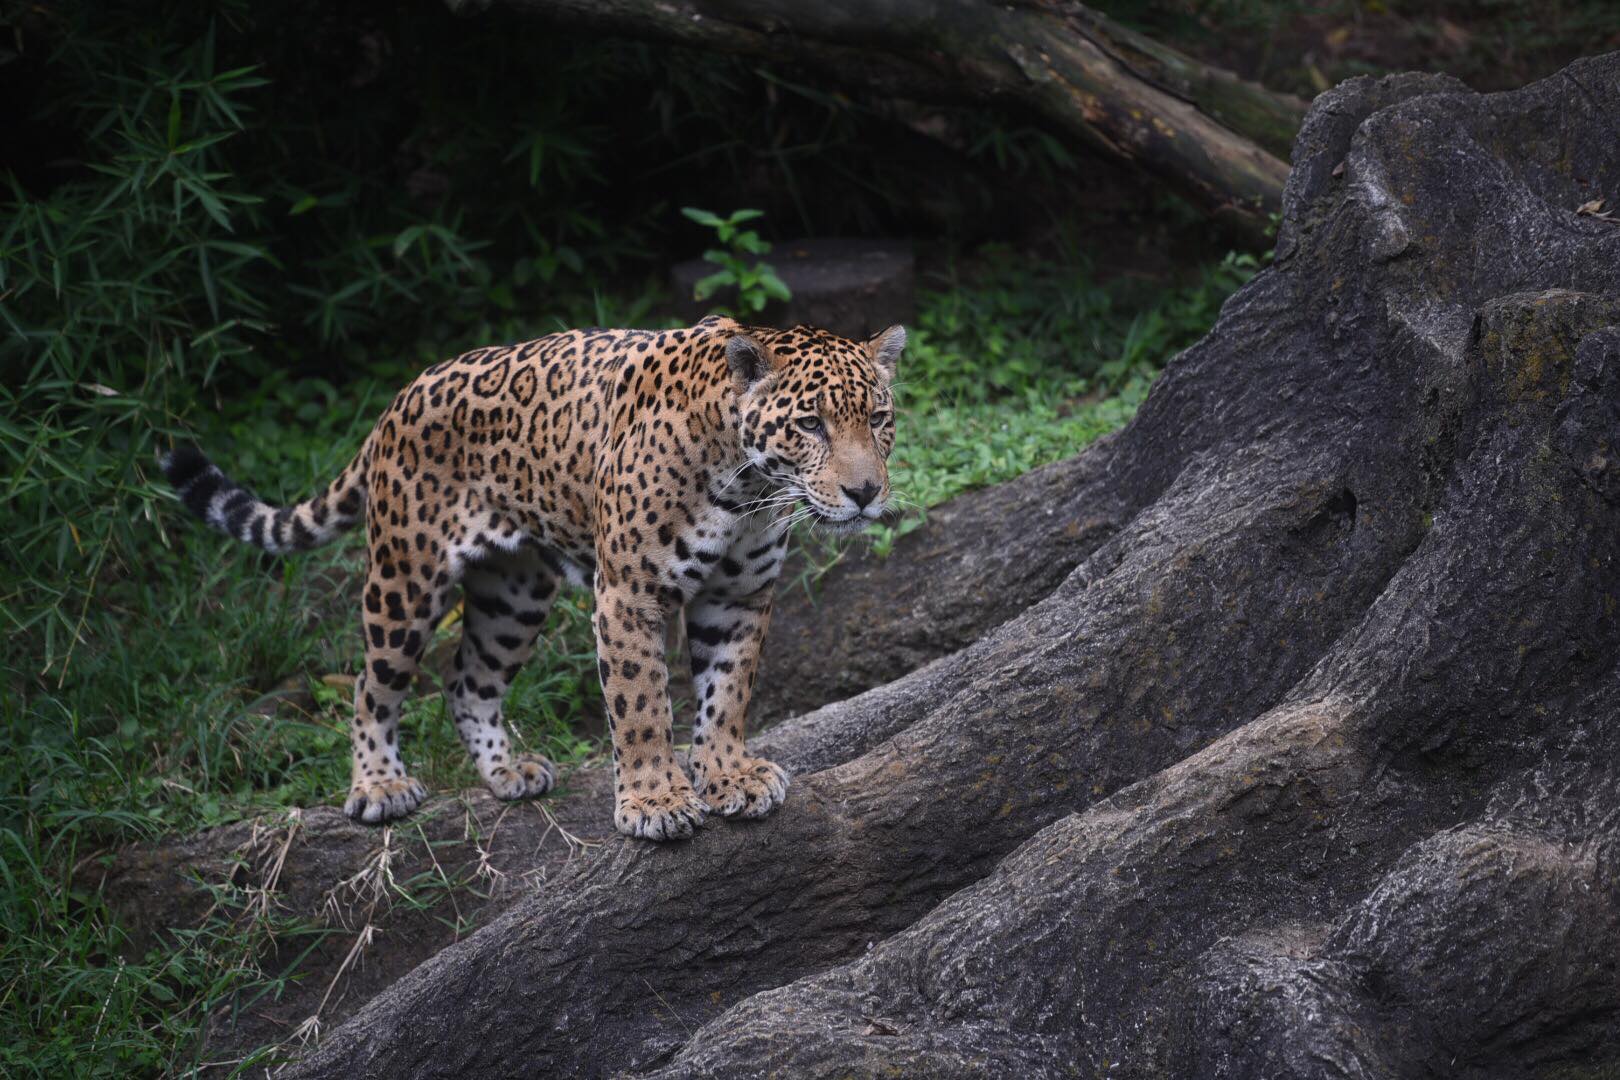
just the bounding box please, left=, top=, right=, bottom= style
left=463, top=0, right=1305, bottom=246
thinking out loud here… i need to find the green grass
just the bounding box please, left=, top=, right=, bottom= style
left=0, top=367, right=608, bottom=1076
left=889, top=381, right=1149, bottom=503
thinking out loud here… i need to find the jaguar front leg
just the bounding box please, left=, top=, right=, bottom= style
left=594, top=579, right=708, bottom=840
left=685, top=581, right=789, bottom=819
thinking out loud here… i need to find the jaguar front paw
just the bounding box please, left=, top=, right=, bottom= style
left=344, top=776, right=429, bottom=823
left=614, top=784, right=708, bottom=841
left=692, top=755, right=789, bottom=818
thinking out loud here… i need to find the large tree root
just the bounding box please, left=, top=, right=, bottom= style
left=278, top=55, right=1620, bottom=1077
left=650, top=297, right=1620, bottom=1077
left=108, top=55, right=1620, bottom=1077
left=94, top=444, right=1136, bottom=1061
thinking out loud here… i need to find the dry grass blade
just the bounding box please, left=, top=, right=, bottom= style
left=289, top=921, right=377, bottom=1047
left=322, top=826, right=397, bottom=928
left=1576, top=197, right=1616, bottom=221
left=536, top=800, right=600, bottom=859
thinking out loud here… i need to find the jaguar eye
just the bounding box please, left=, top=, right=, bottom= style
left=870, top=410, right=892, bottom=427
left=796, top=416, right=824, bottom=434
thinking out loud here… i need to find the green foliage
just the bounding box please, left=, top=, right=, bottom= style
left=0, top=13, right=606, bottom=1063
left=900, top=245, right=1255, bottom=403
left=871, top=248, right=1255, bottom=540
left=680, top=207, right=792, bottom=315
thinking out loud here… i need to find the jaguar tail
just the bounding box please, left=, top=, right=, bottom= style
left=160, top=439, right=370, bottom=555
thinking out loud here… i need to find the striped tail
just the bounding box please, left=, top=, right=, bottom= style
left=161, top=441, right=370, bottom=555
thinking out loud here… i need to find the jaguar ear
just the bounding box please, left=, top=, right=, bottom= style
left=868, top=324, right=906, bottom=383
left=726, top=333, right=775, bottom=389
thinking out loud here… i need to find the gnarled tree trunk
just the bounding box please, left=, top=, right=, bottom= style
left=109, top=54, right=1620, bottom=1078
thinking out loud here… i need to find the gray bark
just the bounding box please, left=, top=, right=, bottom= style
left=752, top=439, right=1132, bottom=728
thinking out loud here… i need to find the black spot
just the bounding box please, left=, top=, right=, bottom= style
left=469, top=591, right=515, bottom=618
left=688, top=623, right=728, bottom=646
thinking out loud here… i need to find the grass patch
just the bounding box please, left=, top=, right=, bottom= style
left=0, top=367, right=607, bottom=1075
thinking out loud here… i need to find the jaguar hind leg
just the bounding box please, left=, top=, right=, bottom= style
left=346, top=550, right=453, bottom=823
left=449, top=547, right=559, bottom=800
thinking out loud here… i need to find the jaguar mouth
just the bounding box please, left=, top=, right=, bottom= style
left=808, top=509, right=871, bottom=535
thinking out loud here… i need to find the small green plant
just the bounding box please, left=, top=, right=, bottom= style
left=679, top=207, right=792, bottom=314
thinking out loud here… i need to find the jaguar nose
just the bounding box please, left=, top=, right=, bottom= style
left=843, top=480, right=880, bottom=509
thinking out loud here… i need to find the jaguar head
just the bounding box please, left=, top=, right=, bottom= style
left=730, top=323, right=904, bottom=533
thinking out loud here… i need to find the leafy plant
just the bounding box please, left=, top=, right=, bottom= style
left=679, top=207, right=792, bottom=314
